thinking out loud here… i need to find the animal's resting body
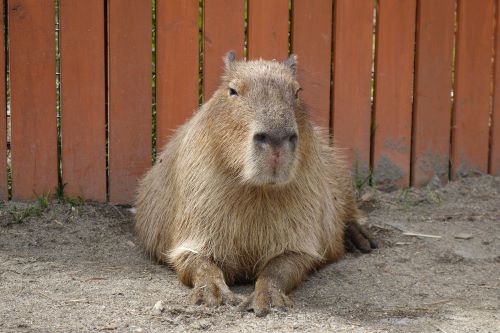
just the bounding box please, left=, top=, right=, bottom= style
left=135, top=52, right=376, bottom=316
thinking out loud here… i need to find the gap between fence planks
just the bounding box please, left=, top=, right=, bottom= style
left=489, top=0, right=500, bottom=176
left=0, top=0, right=5, bottom=200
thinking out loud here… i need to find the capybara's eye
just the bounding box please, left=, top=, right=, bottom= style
left=229, top=88, right=238, bottom=96
left=253, top=133, right=267, bottom=144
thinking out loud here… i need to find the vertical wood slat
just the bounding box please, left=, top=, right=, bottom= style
left=203, top=0, right=245, bottom=101
left=332, top=0, right=373, bottom=177
left=60, top=0, right=106, bottom=201
left=372, top=0, right=417, bottom=190
left=9, top=0, right=58, bottom=199
left=492, top=0, right=500, bottom=176
left=108, top=0, right=152, bottom=204
left=156, top=1, right=199, bottom=150
left=248, top=0, right=289, bottom=60
left=292, top=0, right=332, bottom=129
left=411, top=0, right=455, bottom=186
left=452, top=0, right=495, bottom=178
left=0, top=1, right=6, bottom=200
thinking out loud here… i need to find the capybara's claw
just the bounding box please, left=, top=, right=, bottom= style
left=345, top=220, right=378, bottom=253
left=190, top=278, right=242, bottom=307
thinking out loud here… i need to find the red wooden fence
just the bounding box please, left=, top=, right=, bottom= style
left=60, top=0, right=106, bottom=202
left=412, top=0, right=454, bottom=187
left=1, top=0, right=499, bottom=204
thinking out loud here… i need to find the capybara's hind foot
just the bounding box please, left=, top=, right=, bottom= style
left=345, top=220, right=379, bottom=253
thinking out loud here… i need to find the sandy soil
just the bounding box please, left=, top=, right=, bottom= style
left=0, top=175, right=499, bottom=332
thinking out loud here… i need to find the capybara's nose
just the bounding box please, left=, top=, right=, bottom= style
left=253, top=131, right=298, bottom=148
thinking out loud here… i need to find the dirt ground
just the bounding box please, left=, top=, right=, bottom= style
left=0, top=175, right=499, bottom=332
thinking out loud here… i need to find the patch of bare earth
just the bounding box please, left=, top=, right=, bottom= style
left=0, top=175, right=499, bottom=332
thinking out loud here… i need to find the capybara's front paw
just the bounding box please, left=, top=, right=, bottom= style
left=190, top=277, right=242, bottom=307
left=344, top=220, right=379, bottom=253
left=240, top=284, right=293, bottom=317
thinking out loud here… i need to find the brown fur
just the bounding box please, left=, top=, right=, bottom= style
left=135, top=53, right=364, bottom=316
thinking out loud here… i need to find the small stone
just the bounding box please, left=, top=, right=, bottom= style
left=427, top=175, right=442, bottom=190
left=152, top=300, right=164, bottom=314
left=103, top=323, right=120, bottom=330
left=454, top=233, right=473, bottom=240
left=195, top=319, right=211, bottom=330
left=361, top=191, right=375, bottom=202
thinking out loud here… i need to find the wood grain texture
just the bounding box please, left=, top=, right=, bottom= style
left=452, top=0, right=494, bottom=178
left=248, top=0, right=289, bottom=60
left=203, top=0, right=245, bottom=100
left=0, top=1, right=5, bottom=200
left=372, top=0, right=416, bottom=190
left=9, top=0, right=58, bottom=199
left=292, top=0, right=332, bottom=129
left=60, top=0, right=106, bottom=201
left=492, top=0, right=500, bottom=176
left=411, top=0, right=455, bottom=186
left=108, top=0, right=152, bottom=204
left=156, top=0, right=199, bottom=150
left=331, top=0, right=373, bottom=177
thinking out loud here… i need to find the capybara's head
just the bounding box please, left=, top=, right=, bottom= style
left=212, top=52, right=303, bottom=186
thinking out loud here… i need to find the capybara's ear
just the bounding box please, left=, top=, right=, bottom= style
left=283, top=54, right=298, bottom=76
left=224, top=51, right=237, bottom=71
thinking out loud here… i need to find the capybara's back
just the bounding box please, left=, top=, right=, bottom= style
left=135, top=52, right=376, bottom=316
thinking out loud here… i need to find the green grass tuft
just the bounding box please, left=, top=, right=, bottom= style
left=8, top=194, right=51, bottom=223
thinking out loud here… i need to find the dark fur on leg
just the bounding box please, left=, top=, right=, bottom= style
left=345, top=221, right=378, bottom=253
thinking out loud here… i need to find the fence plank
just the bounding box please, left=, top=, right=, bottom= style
left=372, top=0, right=416, bottom=190
left=492, top=0, right=500, bottom=176
left=292, top=0, right=332, bottom=129
left=203, top=0, right=245, bottom=100
left=0, top=1, right=5, bottom=200
left=156, top=1, right=199, bottom=150
left=248, top=0, right=289, bottom=60
left=331, top=0, right=373, bottom=177
left=411, top=0, right=455, bottom=186
left=451, top=0, right=494, bottom=178
left=9, top=0, right=58, bottom=199
left=108, top=0, right=152, bottom=204
left=60, top=0, right=106, bottom=201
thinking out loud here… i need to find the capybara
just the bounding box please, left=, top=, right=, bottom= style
left=135, top=52, right=376, bottom=317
